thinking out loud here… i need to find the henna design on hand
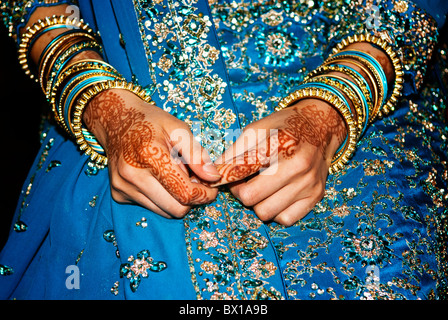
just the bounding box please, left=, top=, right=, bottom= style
left=83, top=90, right=210, bottom=205
left=216, top=104, right=347, bottom=183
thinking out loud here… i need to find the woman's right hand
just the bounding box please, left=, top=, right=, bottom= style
left=83, top=89, right=221, bottom=218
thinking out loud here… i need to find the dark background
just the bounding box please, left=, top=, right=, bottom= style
left=0, top=26, right=44, bottom=251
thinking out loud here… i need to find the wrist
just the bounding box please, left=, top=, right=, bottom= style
left=82, top=88, right=120, bottom=150
left=290, top=98, right=348, bottom=160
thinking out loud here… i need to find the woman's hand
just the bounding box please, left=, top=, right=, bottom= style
left=83, top=89, right=221, bottom=218
left=212, top=99, right=347, bottom=226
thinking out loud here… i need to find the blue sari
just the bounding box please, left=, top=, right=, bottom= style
left=0, top=0, right=447, bottom=300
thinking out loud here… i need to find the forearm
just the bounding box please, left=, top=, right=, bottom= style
left=22, top=4, right=103, bottom=69
left=11, top=3, right=124, bottom=165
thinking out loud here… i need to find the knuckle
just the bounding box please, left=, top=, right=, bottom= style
left=294, top=157, right=313, bottom=174
left=109, top=174, right=125, bottom=194
left=169, top=205, right=191, bottom=218
left=176, top=191, right=194, bottom=206
left=310, top=178, right=326, bottom=202
left=293, top=156, right=315, bottom=174
left=253, top=204, right=274, bottom=221
left=236, top=186, right=258, bottom=207
left=118, top=163, right=137, bottom=182
left=110, top=187, right=128, bottom=204
left=275, top=214, right=297, bottom=227
left=316, top=184, right=326, bottom=201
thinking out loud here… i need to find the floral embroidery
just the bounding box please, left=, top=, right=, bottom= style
left=0, top=264, right=13, bottom=276
left=120, top=250, right=167, bottom=292
left=184, top=193, right=284, bottom=300
left=342, top=229, right=395, bottom=267
left=255, top=30, right=299, bottom=67
left=133, top=0, right=238, bottom=160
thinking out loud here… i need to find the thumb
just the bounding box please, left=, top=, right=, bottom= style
left=169, top=127, right=221, bottom=182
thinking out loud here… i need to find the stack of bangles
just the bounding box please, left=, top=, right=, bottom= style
left=18, top=15, right=153, bottom=165
left=275, top=33, right=404, bottom=174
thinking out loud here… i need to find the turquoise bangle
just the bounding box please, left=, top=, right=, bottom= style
left=327, top=63, right=374, bottom=112
left=59, top=69, right=115, bottom=113
left=333, top=50, right=388, bottom=106
left=38, top=29, right=82, bottom=68
left=62, top=73, right=118, bottom=135
left=324, top=75, right=370, bottom=136
left=82, top=128, right=105, bottom=154
left=302, top=82, right=352, bottom=115
left=28, top=24, right=74, bottom=49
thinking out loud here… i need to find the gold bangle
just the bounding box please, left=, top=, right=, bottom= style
left=18, top=15, right=94, bottom=81
left=45, top=40, right=103, bottom=98
left=324, top=54, right=385, bottom=122
left=317, top=74, right=370, bottom=134
left=322, top=57, right=382, bottom=124
left=302, top=64, right=374, bottom=117
left=275, top=86, right=359, bottom=174
left=71, top=80, right=154, bottom=165
left=38, top=32, right=99, bottom=93
left=330, top=33, right=404, bottom=117
left=49, top=59, right=122, bottom=121
left=58, top=71, right=123, bottom=135
left=41, top=35, right=101, bottom=96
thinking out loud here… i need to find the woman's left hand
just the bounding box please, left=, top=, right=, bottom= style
left=211, top=99, right=347, bottom=226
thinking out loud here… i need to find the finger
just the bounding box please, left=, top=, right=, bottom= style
left=211, top=142, right=273, bottom=187
left=250, top=179, right=312, bottom=221
left=272, top=197, right=319, bottom=226
left=230, top=151, right=324, bottom=207
left=110, top=171, right=174, bottom=218
left=212, top=127, right=281, bottom=187
left=112, top=165, right=191, bottom=218
left=216, top=126, right=271, bottom=164
left=168, top=127, right=221, bottom=182
left=131, top=192, right=176, bottom=219
left=154, top=148, right=219, bottom=206
left=128, top=173, right=193, bottom=218
left=228, top=161, right=284, bottom=207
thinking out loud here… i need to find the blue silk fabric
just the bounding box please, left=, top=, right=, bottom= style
left=0, top=0, right=447, bottom=299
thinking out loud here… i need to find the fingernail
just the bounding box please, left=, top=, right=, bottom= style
left=191, top=177, right=199, bottom=183
left=203, top=162, right=221, bottom=178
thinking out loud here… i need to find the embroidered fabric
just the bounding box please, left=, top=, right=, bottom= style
left=0, top=0, right=447, bottom=299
